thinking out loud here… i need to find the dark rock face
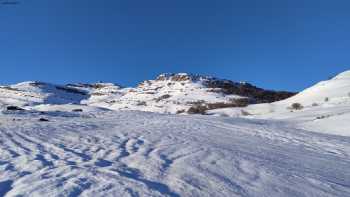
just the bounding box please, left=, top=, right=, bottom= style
left=205, top=79, right=296, bottom=103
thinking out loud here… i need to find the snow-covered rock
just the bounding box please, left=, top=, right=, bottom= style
left=84, top=73, right=295, bottom=114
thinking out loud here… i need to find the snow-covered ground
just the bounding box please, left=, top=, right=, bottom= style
left=0, top=110, right=349, bottom=197
left=210, top=70, right=350, bottom=137
left=1, top=71, right=350, bottom=196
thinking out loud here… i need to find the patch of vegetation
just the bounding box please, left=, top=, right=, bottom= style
left=290, top=103, right=303, bottom=110
left=316, top=115, right=331, bottom=120
left=187, top=104, right=208, bottom=115
left=187, top=98, right=250, bottom=115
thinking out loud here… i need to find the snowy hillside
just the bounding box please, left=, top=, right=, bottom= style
left=0, top=82, right=88, bottom=108
left=84, top=73, right=295, bottom=114
left=281, top=70, right=350, bottom=106
left=209, top=70, right=350, bottom=136
left=84, top=73, right=246, bottom=114
left=0, top=74, right=295, bottom=114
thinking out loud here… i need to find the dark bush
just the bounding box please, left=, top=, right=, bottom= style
left=206, top=98, right=249, bottom=110
left=233, top=98, right=250, bottom=107
left=187, top=105, right=208, bottom=114
left=290, top=103, right=303, bottom=110
left=205, top=79, right=296, bottom=103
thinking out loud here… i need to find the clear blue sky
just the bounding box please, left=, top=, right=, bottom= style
left=1, top=0, right=349, bottom=91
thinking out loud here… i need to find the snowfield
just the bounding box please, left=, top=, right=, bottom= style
left=0, top=110, right=349, bottom=197
left=1, top=71, right=350, bottom=196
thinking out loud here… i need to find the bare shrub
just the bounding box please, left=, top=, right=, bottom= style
left=290, top=103, right=303, bottom=110
left=233, top=98, right=250, bottom=107
left=206, top=98, right=249, bottom=110
left=316, top=115, right=330, bottom=119
left=187, top=105, right=208, bottom=114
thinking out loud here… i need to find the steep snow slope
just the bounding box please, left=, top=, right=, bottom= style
left=0, top=110, right=349, bottom=197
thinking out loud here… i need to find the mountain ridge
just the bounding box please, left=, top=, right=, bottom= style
left=0, top=73, right=296, bottom=114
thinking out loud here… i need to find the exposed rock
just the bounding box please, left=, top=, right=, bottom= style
left=6, top=106, right=25, bottom=111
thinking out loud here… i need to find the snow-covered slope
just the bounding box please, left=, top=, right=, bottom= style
left=0, top=71, right=350, bottom=196
left=0, top=81, right=88, bottom=108
left=280, top=70, right=350, bottom=106
left=85, top=73, right=246, bottom=114
left=0, top=74, right=295, bottom=114
left=209, top=70, right=350, bottom=136
left=0, top=110, right=349, bottom=196
left=84, top=73, right=294, bottom=114
left=211, top=70, right=350, bottom=114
